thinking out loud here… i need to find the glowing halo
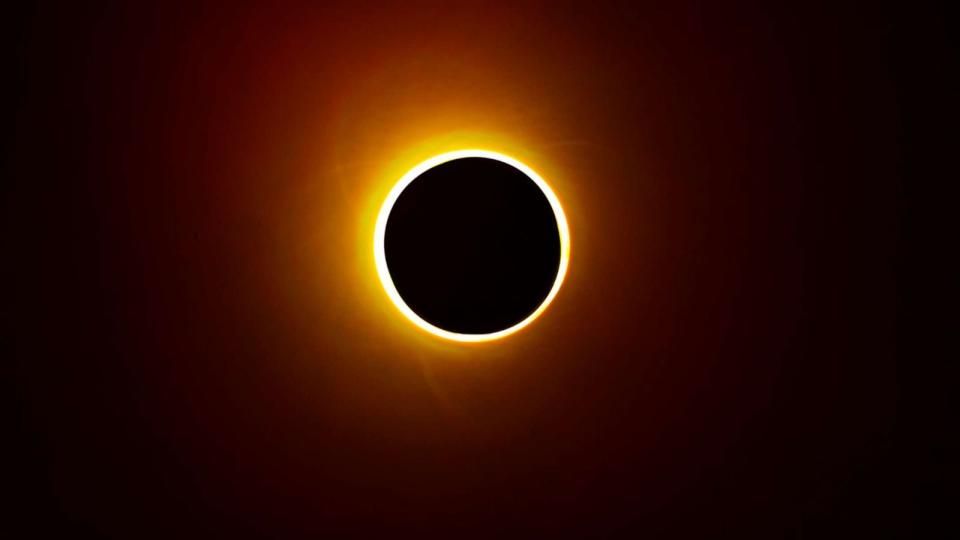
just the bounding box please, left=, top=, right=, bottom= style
left=373, top=149, right=570, bottom=343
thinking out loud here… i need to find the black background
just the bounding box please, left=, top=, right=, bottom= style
left=6, top=2, right=950, bottom=538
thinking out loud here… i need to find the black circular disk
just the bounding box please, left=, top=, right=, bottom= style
left=384, top=157, right=561, bottom=335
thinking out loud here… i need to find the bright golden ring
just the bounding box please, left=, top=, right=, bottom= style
left=374, top=149, right=570, bottom=343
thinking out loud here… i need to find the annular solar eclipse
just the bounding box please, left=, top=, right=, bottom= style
left=374, top=150, right=570, bottom=342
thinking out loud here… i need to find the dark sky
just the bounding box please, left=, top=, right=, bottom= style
left=7, top=2, right=946, bottom=538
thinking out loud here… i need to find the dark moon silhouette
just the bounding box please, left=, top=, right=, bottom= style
left=384, top=157, right=561, bottom=335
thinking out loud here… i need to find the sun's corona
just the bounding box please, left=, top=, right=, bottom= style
left=373, top=149, right=570, bottom=343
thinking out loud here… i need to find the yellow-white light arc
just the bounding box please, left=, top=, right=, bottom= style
left=373, top=149, right=570, bottom=343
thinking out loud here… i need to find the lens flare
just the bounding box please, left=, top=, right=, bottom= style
left=373, top=149, right=570, bottom=343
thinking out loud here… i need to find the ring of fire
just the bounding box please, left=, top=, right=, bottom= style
left=373, top=149, right=570, bottom=343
